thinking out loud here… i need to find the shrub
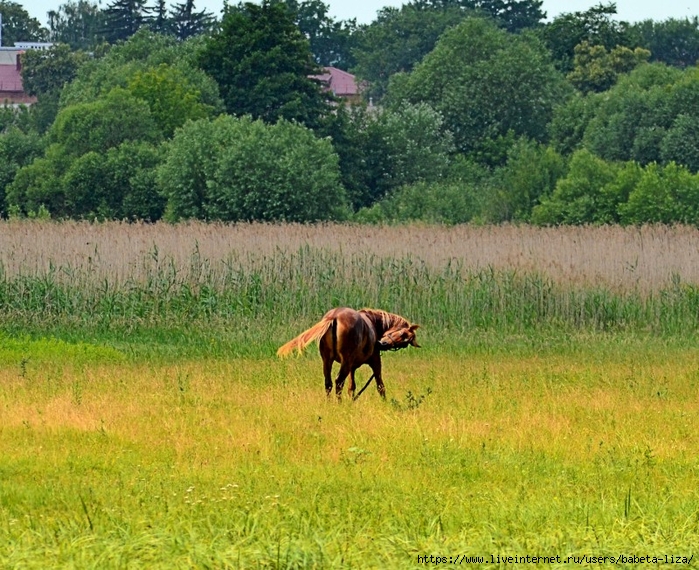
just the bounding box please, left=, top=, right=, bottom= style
left=158, top=115, right=348, bottom=222
left=620, top=162, right=699, bottom=225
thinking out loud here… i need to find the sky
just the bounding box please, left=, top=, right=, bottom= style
left=18, top=0, right=699, bottom=30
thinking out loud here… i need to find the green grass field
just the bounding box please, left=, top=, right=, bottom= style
left=2, top=222, right=699, bottom=568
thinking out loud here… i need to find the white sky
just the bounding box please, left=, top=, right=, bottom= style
left=19, top=0, right=699, bottom=30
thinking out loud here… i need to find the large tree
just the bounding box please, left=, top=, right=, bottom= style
left=102, top=0, right=147, bottom=43
left=19, top=43, right=89, bottom=132
left=60, top=29, right=223, bottom=120
left=157, top=115, right=347, bottom=222
left=435, top=0, right=545, bottom=32
left=387, top=17, right=569, bottom=158
left=540, top=3, right=633, bottom=73
left=353, top=0, right=545, bottom=102
left=47, top=0, right=105, bottom=49
left=6, top=88, right=163, bottom=218
left=566, top=41, right=650, bottom=93
left=20, top=43, right=87, bottom=98
left=630, top=17, right=699, bottom=69
left=0, top=0, right=48, bottom=44
left=352, top=3, right=472, bottom=101
left=583, top=64, right=699, bottom=171
left=198, top=1, right=330, bottom=127
left=169, top=0, right=215, bottom=41
left=282, top=0, right=358, bottom=69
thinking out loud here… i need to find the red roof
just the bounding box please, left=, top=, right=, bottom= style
left=312, top=67, right=361, bottom=97
left=0, top=64, right=23, bottom=92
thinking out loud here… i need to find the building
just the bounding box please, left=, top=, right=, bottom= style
left=312, top=67, right=363, bottom=104
left=0, top=48, right=36, bottom=105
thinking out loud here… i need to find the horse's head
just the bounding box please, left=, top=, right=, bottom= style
left=377, top=324, right=421, bottom=351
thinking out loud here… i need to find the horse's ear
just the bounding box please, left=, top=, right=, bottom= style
left=409, top=324, right=420, bottom=331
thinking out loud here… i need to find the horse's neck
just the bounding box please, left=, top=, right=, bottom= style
left=362, top=309, right=407, bottom=335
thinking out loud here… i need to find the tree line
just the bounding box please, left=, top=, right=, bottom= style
left=1, top=0, right=699, bottom=225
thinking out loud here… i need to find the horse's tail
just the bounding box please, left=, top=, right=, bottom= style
left=277, top=317, right=334, bottom=357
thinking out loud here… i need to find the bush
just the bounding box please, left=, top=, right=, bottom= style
left=354, top=181, right=479, bottom=225
left=325, top=103, right=454, bottom=210
left=158, top=115, right=348, bottom=222
left=531, top=150, right=625, bottom=225
left=620, top=162, right=699, bottom=225
left=490, top=140, right=568, bottom=222
left=0, top=128, right=44, bottom=216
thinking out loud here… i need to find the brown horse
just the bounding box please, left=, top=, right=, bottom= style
left=277, top=307, right=420, bottom=401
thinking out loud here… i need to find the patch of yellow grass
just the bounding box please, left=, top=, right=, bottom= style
left=3, top=350, right=698, bottom=467
left=3, top=348, right=699, bottom=565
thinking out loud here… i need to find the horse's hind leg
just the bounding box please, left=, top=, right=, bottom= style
left=347, top=368, right=357, bottom=401
left=322, top=355, right=333, bottom=398
left=334, top=362, right=352, bottom=402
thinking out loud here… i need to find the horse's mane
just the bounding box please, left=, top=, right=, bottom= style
left=359, top=308, right=409, bottom=331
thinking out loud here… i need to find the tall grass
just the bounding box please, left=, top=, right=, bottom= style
left=3, top=221, right=699, bottom=292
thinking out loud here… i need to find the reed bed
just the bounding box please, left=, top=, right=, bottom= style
left=2, top=221, right=699, bottom=292
left=1, top=221, right=699, bottom=342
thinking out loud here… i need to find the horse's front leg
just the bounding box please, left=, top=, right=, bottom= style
left=369, top=353, right=385, bottom=400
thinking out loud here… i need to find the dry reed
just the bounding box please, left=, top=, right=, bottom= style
left=1, top=220, right=698, bottom=292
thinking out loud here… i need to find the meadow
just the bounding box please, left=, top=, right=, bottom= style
left=1, top=221, right=699, bottom=568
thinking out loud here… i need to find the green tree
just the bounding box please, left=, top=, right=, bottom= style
left=387, top=17, right=568, bottom=157
left=427, top=0, right=546, bottom=32
left=59, top=30, right=224, bottom=125
left=143, top=0, right=170, bottom=34
left=50, top=88, right=160, bottom=158
left=531, top=149, right=634, bottom=225
left=6, top=146, right=64, bottom=216
left=47, top=0, right=105, bottom=49
left=661, top=114, right=699, bottom=173
left=20, top=43, right=88, bottom=98
left=548, top=92, right=601, bottom=155
left=126, top=64, right=215, bottom=137
left=583, top=63, right=699, bottom=168
left=6, top=88, right=162, bottom=218
left=19, top=43, right=89, bottom=133
left=567, top=41, right=650, bottom=93
left=169, top=0, right=215, bottom=41
left=620, top=162, right=699, bottom=225
left=0, top=1, right=48, bottom=44
left=102, top=0, right=147, bottom=43
left=158, top=115, right=347, bottom=222
left=630, top=17, right=699, bottom=69
left=198, top=1, right=329, bottom=128
left=0, top=128, right=44, bottom=215
left=540, top=3, right=632, bottom=73
left=351, top=3, right=470, bottom=101
left=323, top=102, right=454, bottom=210
left=61, top=141, right=163, bottom=219
left=490, top=139, right=567, bottom=222
left=282, top=0, right=358, bottom=69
